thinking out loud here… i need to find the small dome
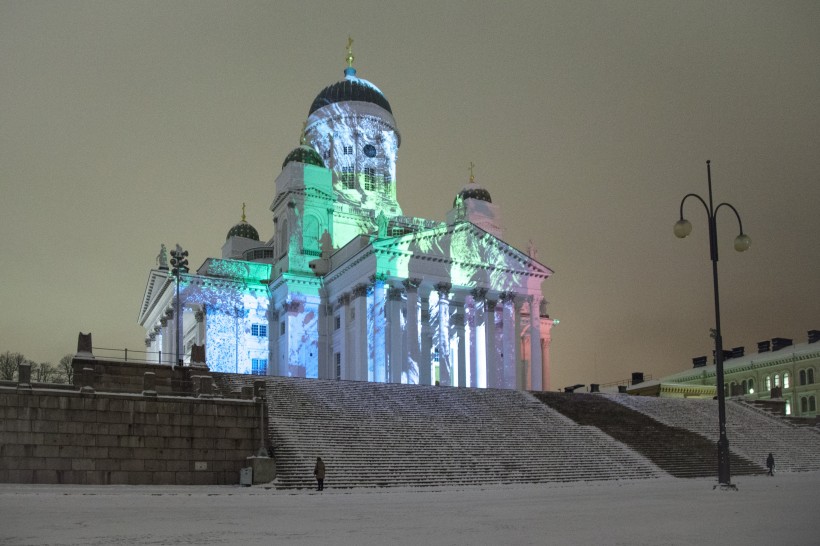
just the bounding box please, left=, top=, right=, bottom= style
left=309, top=72, right=393, bottom=116
left=282, top=145, right=325, bottom=169
left=453, top=184, right=492, bottom=208
left=226, top=203, right=260, bottom=241
left=226, top=221, right=259, bottom=242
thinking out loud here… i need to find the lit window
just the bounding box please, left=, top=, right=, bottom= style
left=251, top=358, right=267, bottom=376
left=765, top=376, right=771, bottom=390
left=774, top=374, right=780, bottom=388
left=785, top=399, right=791, bottom=415
left=340, top=166, right=355, bottom=189
left=783, top=372, right=790, bottom=389
left=364, top=167, right=376, bottom=191
left=251, top=324, right=267, bottom=337
left=748, top=378, right=755, bottom=392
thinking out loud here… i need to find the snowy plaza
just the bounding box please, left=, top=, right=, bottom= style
left=2, top=471, right=817, bottom=545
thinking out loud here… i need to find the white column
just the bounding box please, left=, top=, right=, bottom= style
left=514, top=297, right=524, bottom=390
left=372, top=276, right=387, bottom=383
left=317, top=295, right=331, bottom=380
left=351, top=283, right=369, bottom=382
left=540, top=299, right=553, bottom=391
left=470, top=288, right=488, bottom=388
left=485, top=299, right=498, bottom=388
left=337, top=294, right=350, bottom=380
left=452, top=299, right=467, bottom=388
left=402, top=279, right=421, bottom=384
left=420, top=287, right=433, bottom=385
left=500, top=293, right=517, bottom=389
left=435, top=282, right=452, bottom=386
left=387, top=285, right=404, bottom=383
left=528, top=295, right=543, bottom=391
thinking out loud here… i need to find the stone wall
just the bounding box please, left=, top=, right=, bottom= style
left=0, top=384, right=261, bottom=485
left=71, top=357, right=201, bottom=395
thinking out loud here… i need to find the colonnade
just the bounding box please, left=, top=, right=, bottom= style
left=327, top=276, right=550, bottom=391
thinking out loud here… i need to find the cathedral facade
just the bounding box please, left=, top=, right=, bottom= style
left=139, top=48, right=555, bottom=391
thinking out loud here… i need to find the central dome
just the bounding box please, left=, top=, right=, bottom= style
left=309, top=70, right=393, bottom=116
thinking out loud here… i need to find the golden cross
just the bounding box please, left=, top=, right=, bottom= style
left=468, top=162, right=475, bottom=183
left=346, top=36, right=354, bottom=68
left=241, top=202, right=246, bottom=222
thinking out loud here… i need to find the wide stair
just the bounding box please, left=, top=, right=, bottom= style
left=608, top=395, right=820, bottom=472
left=213, top=375, right=665, bottom=489
left=532, top=392, right=764, bottom=477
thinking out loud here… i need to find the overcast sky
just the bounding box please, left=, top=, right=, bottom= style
left=1, top=0, right=818, bottom=389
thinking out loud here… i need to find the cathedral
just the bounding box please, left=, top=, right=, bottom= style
left=139, top=44, right=555, bottom=391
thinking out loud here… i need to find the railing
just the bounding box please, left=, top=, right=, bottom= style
left=600, top=374, right=653, bottom=389
left=89, top=346, right=186, bottom=366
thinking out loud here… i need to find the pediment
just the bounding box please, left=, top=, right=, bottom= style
left=369, top=221, right=553, bottom=290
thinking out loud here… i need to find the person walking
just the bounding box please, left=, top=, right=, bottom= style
left=766, top=452, right=775, bottom=476
left=314, top=456, right=326, bottom=491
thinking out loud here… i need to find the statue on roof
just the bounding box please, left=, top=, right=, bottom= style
left=156, top=243, right=168, bottom=270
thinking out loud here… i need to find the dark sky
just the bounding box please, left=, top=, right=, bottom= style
left=2, top=1, right=818, bottom=389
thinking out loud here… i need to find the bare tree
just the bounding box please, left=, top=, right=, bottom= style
left=33, top=361, right=58, bottom=383
left=58, top=354, right=74, bottom=384
left=0, top=351, right=26, bottom=381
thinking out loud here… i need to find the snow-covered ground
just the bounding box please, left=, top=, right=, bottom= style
left=1, top=473, right=816, bottom=545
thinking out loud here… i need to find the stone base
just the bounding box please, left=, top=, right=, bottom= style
left=247, top=456, right=276, bottom=484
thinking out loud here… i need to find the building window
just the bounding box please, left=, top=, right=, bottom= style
left=785, top=399, right=791, bottom=415
left=741, top=380, right=748, bottom=394
left=811, top=396, right=817, bottom=412
left=340, top=166, right=355, bottom=189
left=343, top=145, right=353, bottom=155
left=800, top=370, right=807, bottom=386
left=783, top=372, right=790, bottom=389
left=748, top=378, right=755, bottom=394
left=384, top=171, right=392, bottom=184
left=335, top=352, right=341, bottom=380
left=364, top=167, right=376, bottom=191
left=251, top=324, right=267, bottom=337
left=334, top=315, right=341, bottom=330
left=774, top=374, right=780, bottom=388
left=280, top=321, right=286, bottom=335
left=765, top=376, right=771, bottom=390
left=809, top=368, right=815, bottom=384
left=251, top=358, right=267, bottom=376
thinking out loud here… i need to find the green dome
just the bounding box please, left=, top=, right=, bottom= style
left=282, top=145, right=325, bottom=170
left=453, top=184, right=492, bottom=207
left=226, top=221, right=260, bottom=242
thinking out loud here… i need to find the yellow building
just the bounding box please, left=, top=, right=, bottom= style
left=630, top=331, right=819, bottom=418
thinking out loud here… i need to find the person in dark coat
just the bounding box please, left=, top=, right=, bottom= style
left=314, top=456, right=326, bottom=491
left=766, top=453, right=775, bottom=476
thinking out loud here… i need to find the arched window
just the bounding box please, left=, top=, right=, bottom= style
left=785, top=399, right=791, bottom=415
left=741, top=379, right=748, bottom=394
left=810, top=396, right=817, bottom=412
left=774, top=374, right=781, bottom=387
left=748, top=378, right=755, bottom=393
left=800, top=370, right=807, bottom=386
left=801, top=397, right=809, bottom=413
left=808, top=368, right=815, bottom=384
left=765, top=376, right=771, bottom=390
left=784, top=372, right=790, bottom=389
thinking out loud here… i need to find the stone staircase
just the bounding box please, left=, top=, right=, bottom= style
left=607, top=395, right=820, bottom=473
left=532, top=392, right=764, bottom=477
left=213, top=375, right=665, bottom=489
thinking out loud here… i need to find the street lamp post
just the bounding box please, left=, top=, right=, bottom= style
left=674, top=160, right=751, bottom=487
left=169, top=244, right=189, bottom=369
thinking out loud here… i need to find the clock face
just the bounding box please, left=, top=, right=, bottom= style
left=363, top=144, right=377, bottom=158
